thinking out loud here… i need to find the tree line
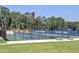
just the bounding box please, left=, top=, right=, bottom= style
left=0, top=6, right=79, bottom=30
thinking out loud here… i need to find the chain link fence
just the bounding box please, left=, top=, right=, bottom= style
left=6, top=30, right=79, bottom=41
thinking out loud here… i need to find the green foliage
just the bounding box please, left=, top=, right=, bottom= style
left=0, top=6, right=11, bottom=30
left=0, top=6, right=79, bottom=30
left=47, top=16, right=65, bottom=30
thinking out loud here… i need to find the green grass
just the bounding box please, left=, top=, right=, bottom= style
left=0, top=40, right=79, bottom=53
left=0, top=39, right=6, bottom=43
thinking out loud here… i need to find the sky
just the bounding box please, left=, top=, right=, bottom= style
left=3, top=5, right=79, bottom=22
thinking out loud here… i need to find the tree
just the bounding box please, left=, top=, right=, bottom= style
left=57, top=17, right=65, bottom=30
left=10, top=12, right=21, bottom=29
left=47, top=16, right=65, bottom=30
left=67, top=22, right=77, bottom=30
left=0, top=6, right=78, bottom=31
left=0, top=6, right=11, bottom=30
left=34, top=16, right=47, bottom=30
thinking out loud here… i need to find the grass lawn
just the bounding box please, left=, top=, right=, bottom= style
left=0, top=39, right=6, bottom=43
left=0, top=40, right=79, bottom=53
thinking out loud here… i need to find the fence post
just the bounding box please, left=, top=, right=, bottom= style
left=14, top=31, right=16, bottom=41
left=23, top=30, right=24, bottom=40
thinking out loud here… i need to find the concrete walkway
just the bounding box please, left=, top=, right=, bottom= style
left=7, top=38, right=79, bottom=44
left=0, top=38, right=79, bottom=45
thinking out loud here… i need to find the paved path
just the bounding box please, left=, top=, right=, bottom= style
left=7, top=38, right=79, bottom=44
left=0, top=38, right=79, bottom=45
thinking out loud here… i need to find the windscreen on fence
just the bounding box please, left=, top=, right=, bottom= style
left=6, top=30, right=79, bottom=41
